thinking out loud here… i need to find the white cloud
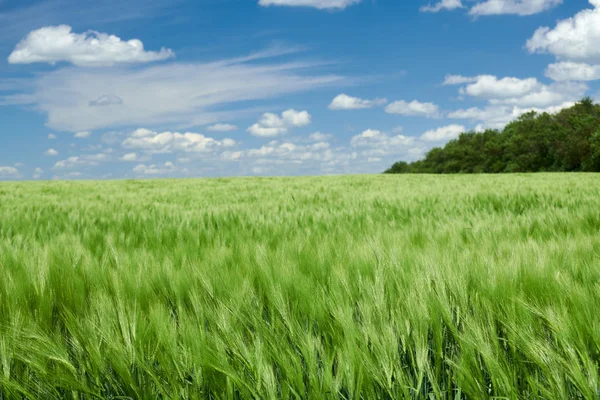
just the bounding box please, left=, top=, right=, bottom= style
left=53, top=153, right=109, bottom=169
left=421, top=0, right=464, bottom=13
left=247, top=109, right=311, bottom=137
left=3, top=52, right=342, bottom=133
left=385, top=100, right=440, bottom=118
left=451, top=74, right=587, bottom=107
left=48, top=133, right=57, bottom=139
left=309, top=132, right=333, bottom=141
left=527, top=1, right=600, bottom=63
left=443, top=75, right=480, bottom=85
left=421, top=0, right=561, bottom=15
left=281, top=109, right=312, bottom=126
left=89, top=95, right=123, bottom=107
left=122, top=128, right=236, bottom=153
left=448, top=102, right=575, bottom=129
left=0, top=166, right=19, bottom=178
left=470, top=0, right=562, bottom=16
left=241, top=141, right=332, bottom=160
left=421, top=124, right=466, bottom=142
left=74, top=131, right=91, bottom=138
left=526, top=1, right=600, bottom=82
left=350, top=129, right=414, bottom=149
left=328, top=94, right=387, bottom=110
left=133, top=162, right=188, bottom=176
left=219, top=138, right=369, bottom=175
left=442, top=75, right=589, bottom=128
left=120, top=152, right=139, bottom=162
left=207, top=123, right=238, bottom=132
left=459, top=75, right=541, bottom=99
left=222, top=151, right=243, bottom=161
left=258, top=0, right=361, bottom=10
left=8, top=25, right=174, bottom=67
left=545, top=62, right=600, bottom=81
left=110, top=126, right=434, bottom=176
left=347, top=129, right=427, bottom=165
left=56, top=129, right=442, bottom=177
left=488, top=81, right=588, bottom=107
left=45, top=148, right=58, bottom=156
left=33, top=168, right=44, bottom=179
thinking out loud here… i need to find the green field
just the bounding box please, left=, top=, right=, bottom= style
left=1, top=174, right=599, bottom=399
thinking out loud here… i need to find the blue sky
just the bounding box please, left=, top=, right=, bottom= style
left=1, top=0, right=599, bottom=180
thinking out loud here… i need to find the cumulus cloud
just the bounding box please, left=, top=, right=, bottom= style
left=446, top=74, right=582, bottom=128
left=0, top=166, right=20, bottom=179
left=220, top=138, right=363, bottom=175
left=470, top=0, right=562, bottom=16
left=527, top=1, right=600, bottom=82
left=450, top=74, right=587, bottom=107
left=53, top=153, right=109, bottom=169
left=527, top=1, right=600, bottom=63
left=258, top=0, right=361, bottom=9
left=133, top=162, right=188, bottom=176
left=350, top=129, right=415, bottom=149
left=488, top=82, right=588, bottom=107
left=33, top=168, right=44, bottom=179
left=74, top=131, right=91, bottom=138
left=48, top=133, right=57, bottom=139
left=120, top=152, right=139, bottom=162
left=421, top=0, right=464, bottom=13
left=346, top=129, right=429, bottom=165
left=328, top=94, right=387, bottom=110
left=3, top=51, right=342, bottom=132
left=117, top=125, right=424, bottom=176
left=448, top=102, right=575, bottom=129
left=207, top=123, right=238, bottom=132
left=45, top=148, right=58, bottom=156
left=459, top=75, right=541, bottom=98
left=545, top=62, right=600, bottom=82
left=385, top=100, right=440, bottom=118
left=241, top=141, right=332, bottom=160
left=247, top=109, right=311, bottom=137
left=89, top=95, right=123, bottom=107
left=309, top=132, right=333, bottom=141
left=8, top=25, right=174, bottom=67
left=122, top=128, right=236, bottom=153
left=89, top=128, right=452, bottom=177
left=421, top=124, right=466, bottom=142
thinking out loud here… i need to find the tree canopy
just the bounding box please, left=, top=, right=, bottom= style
left=385, top=98, right=600, bottom=174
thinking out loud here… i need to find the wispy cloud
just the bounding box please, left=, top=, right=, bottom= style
left=258, top=0, right=361, bottom=10
left=2, top=50, right=344, bottom=132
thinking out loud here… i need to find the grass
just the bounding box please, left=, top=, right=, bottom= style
left=0, top=174, right=599, bottom=399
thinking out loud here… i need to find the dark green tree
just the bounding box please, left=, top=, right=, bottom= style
left=384, top=98, right=600, bottom=174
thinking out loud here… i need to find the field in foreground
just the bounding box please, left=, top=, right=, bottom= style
left=1, top=174, right=599, bottom=399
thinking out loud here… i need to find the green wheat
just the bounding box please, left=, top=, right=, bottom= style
left=0, top=174, right=599, bottom=399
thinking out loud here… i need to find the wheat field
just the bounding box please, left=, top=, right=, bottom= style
left=0, top=174, right=599, bottom=399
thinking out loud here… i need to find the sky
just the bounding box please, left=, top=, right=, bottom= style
left=1, top=0, right=599, bottom=180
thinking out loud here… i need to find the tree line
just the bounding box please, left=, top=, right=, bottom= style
left=385, top=98, right=600, bottom=174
